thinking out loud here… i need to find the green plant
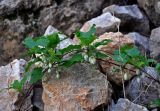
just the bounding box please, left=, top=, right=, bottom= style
left=10, top=25, right=112, bottom=92
left=10, top=24, right=160, bottom=99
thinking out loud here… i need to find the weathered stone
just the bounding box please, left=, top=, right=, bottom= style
left=32, top=87, right=44, bottom=111
left=126, top=32, right=150, bottom=55
left=80, top=12, right=120, bottom=36
left=0, top=59, right=33, bottom=111
left=126, top=67, right=160, bottom=108
left=137, top=0, right=160, bottom=26
left=149, top=27, right=160, bottom=61
left=0, top=0, right=52, bottom=16
left=0, top=17, right=36, bottom=66
left=42, top=63, right=112, bottom=111
left=38, top=0, right=106, bottom=36
left=44, top=25, right=75, bottom=51
left=103, top=5, right=150, bottom=34
left=107, top=98, right=149, bottom=111
left=95, top=32, right=135, bottom=85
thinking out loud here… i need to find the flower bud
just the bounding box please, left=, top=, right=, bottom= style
left=48, top=68, right=51, bottom=73
left=35, top=61, right=43, bottom=67
left=89, top=56, right=96, bottom=64
left=83, top=54, right=89, bottom=61
left=124, top=73, right=128, bottom=80
left=56, top=71, right=60, bottom=79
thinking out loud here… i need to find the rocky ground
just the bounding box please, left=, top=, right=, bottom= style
left=0, top=0, right=160, bottom=111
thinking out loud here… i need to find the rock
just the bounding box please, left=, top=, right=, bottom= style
left=0, top=17, right=37, bottom=66
left=126, top=67, right=160, bottom=108
left=44, top=25, right=59, bottom=36
left=126, top=32, right=150, bottom=55
left=0, top=0, right=52, bottom=17
left=137, top=0, right=160, bottom=26
left=32, top=87, right=44, bottom=111
left=0, top=59, right=33, bottom=111
left=42, top=63, right=112, bottom=111
left=103, top=5, right=150, bottom=34
left=79, top=12, right=120, bottom=36
left=95, top=32, right=135, bottom=85
left=149, top=27, right=160, bottom=61
left=44, top=25, right=75, bottom=51
left=107, top=98, right=149, bottom=111
left=38, top=0, right=106, bottom=36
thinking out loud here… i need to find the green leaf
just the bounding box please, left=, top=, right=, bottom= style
left=11, top=74, right=28, bottom=92
left=93, top=39, right=113, bottom=48
left=125, top=48, right=140, bottom=57
left=30, top=68, right=43, bottom=84
left=75, top=25, right=96, bottom=45
left=113, top=52, right=129, bottom=65
left=23, top=37, right=36, bottom=48
left=156, top=63, right=160, bottom=73
left=25, top=58, right=41, bottom=72
left=23, top=37, right=49, bottom=49
left=96, top=51, right=109, bottom=59
left=58, top=45, right=81, bottom=55
left=61, top=54, right=84, bottom=68
left=36, top=37, right=49, bottom=47
left=152, top=99, right=160, bottom=106
left=47, top=33, right=60, bottom=48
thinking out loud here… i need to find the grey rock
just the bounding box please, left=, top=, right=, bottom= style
left=38, top=0, right=106, bottom=36
left=126, top=67, right=160, bottom=108
left=44, top=25, right=75, bottom=50
left=32, top=88, right=44, bottom=111
left=42, top=63, right=112, bottom=111
left=107, top=98, right=149, bottom=111
left=149, top=27, right=160, bottom=61
left=80, top=12, right=121, bottom=35
left=103, top=5, right=150, bottom=34
left=0, top=0, right=52, bottom=16
left=127, top=32, right=150, bottom=55
left=0, top=59, right=33, bottom=111
left=137, top=0, right=160, bottom=26
left=0, top=17, right=35, bottom=66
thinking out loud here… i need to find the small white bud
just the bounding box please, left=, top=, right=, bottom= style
left=124, top=73, right=128, bottom=80
left=136, top=77, right=141, bottom=83
left=56, top=71, right=60, bottom=79
left=48, top=68, right=51, bottom=73
left=49, top=63, right=52, bottom=68
left=38, top=45, right=45, bottom=48
left=35, top=61, right=43, bottom=67
left=89, top=56, right=96, bottom=64
left=83, top=54, right=89, bottom=61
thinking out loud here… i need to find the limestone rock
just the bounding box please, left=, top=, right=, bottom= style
left=95, top=32, right=135, bottom=85
left=80, top=12, right=120, bottom=36
left=42, top=63, right=112, bottom=111
left=149, top=27, right=160, bottom=61
left=126, top=67, right=160, bottom=108
left=0, top=0, right=52, bottom=16
left=103, top=5, right=150, bottom=34
left=38, top=0, right=106, bottom=36
left=0, top=59, right=32, bottom=111
left=137, top=0, right=160, bottom=26
left=126, top=32, right=150, bottom=55
left=44, top=25, right=75, bottom=51
left=107, top=98, right=149, bottom=111
left=0, top=17, right=36, bottom=66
